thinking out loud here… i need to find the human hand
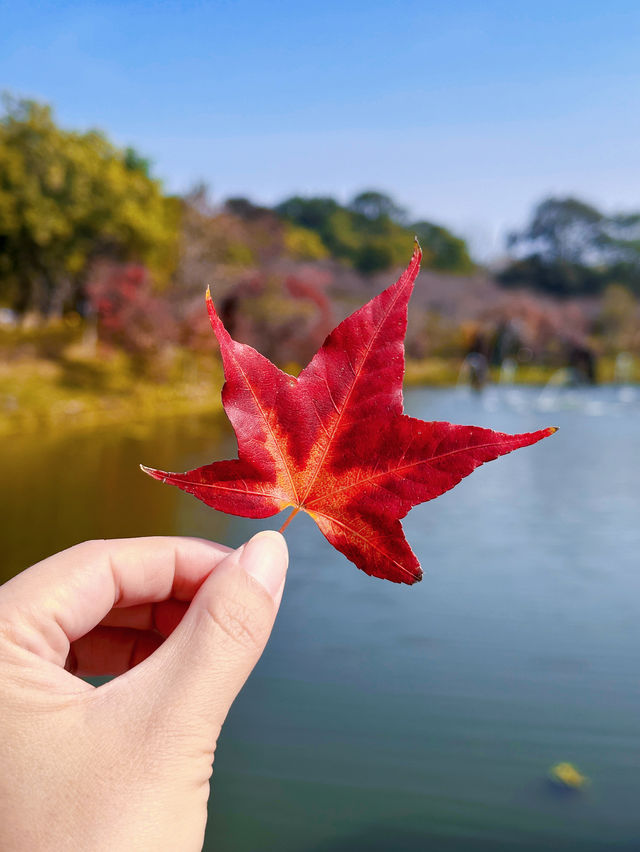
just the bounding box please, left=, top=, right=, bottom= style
left=0, top=532, right=288, bottom=851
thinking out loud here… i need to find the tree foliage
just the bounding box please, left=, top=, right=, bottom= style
left=412, top=221, right=474, bottom=274
left=0, top=96, right=178, bottom=315
left=502, top=197, right=640, bottom=296
left=0, top=96, right=476, bottom=321
left=276, top=191, right=474, bottom=275
left=87, top=262, right=178, bottom=358
left=348, top=190, right=407, bottom=223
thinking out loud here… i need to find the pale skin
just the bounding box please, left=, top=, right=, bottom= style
left=0, top=531, right=288, bottom=851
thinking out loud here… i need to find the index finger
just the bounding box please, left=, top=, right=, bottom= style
left=0, top=537, right=232, bottom=667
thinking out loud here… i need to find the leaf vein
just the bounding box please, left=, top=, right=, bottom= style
left=300, top=281, right=409, bottom=505
left=310, top=509, right=416, bottom=580
left=232, top=357, right=300, bottom=504
left=158, top=477, right=279, bottom=499
left=306, top=438, right=516, bottom=507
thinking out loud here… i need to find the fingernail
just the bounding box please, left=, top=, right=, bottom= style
left=240, top=531, right=288, bottom=602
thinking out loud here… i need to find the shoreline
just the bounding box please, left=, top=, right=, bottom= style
left=1, top=354, right=637, bottom=439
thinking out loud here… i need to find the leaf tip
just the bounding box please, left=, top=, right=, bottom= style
left=140, top=463, right=165, bottom=482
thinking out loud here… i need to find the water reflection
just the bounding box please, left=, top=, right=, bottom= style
left=1, top=387, right=639, bottom=850
left=0, top=414, right=236, bottom=581
left=457, top=382, right=640, bottom=418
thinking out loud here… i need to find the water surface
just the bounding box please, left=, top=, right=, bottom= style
left=2, top=386, right=639, bottom=850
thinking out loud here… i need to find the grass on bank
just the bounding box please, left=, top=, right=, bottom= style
left=2, top=345, right=638, bottom=439
left=0, top=346, right=225, bottom=438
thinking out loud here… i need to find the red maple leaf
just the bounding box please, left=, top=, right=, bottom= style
left=142, top=245, right=555, bottom=584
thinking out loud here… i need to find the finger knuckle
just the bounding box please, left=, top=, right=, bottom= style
left=206, top=594, right=263, bottom=650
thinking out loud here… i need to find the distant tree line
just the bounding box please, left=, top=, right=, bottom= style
left=501, top=197, right=640, bottom=296
left=2, top=96, right=639, bottom=325
left=275, top=190, right=474, bottom=275
left=0, top=97, right=476, bottom=318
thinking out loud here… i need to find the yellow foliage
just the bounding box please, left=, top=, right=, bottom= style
left=0, top=96, right=179, bottom=309
left=283, top=224, right=328, bottom=260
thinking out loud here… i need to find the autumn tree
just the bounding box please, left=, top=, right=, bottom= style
left=0, top=96, right=179, bottom=317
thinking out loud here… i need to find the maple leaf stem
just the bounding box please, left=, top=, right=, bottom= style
left=278, top=507, right=301, bottom=534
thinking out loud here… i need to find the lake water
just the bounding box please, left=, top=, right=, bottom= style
left=2, top=385, right=639, bottom=851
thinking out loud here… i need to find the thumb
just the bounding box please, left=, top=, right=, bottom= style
left=126, top=530, right=288, bottom=742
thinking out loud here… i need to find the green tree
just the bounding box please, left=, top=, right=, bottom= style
left=411, top=221, right=474, bottom=273
left=277, top=191, right=475, bottom=275
left=503, top=197, right=640, bottom=295
left=0, top=96, right=178, bottom=316
left=348, top=190, right=406, bottom=223
left=507, top=197, right=603, bottom=265
left=123, top=146, right=153, bottom=179
left=599, top=212, right=640, bottom=284
left=498, top=254, right=604, bottom=297
left=275, top=196, right=340, bottom=233
left=224, top=197, right=273, bottom=221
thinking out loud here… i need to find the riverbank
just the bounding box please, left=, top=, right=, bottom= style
left=0, top=351, right=637, bottom=438
left=0, top=350, right=225, bottom=438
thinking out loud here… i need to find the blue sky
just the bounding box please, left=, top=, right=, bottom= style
left=2, top=0, right=639, bottom=258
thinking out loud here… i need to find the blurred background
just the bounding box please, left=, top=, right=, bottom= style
left=1, top=1, right=639, bottom=849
